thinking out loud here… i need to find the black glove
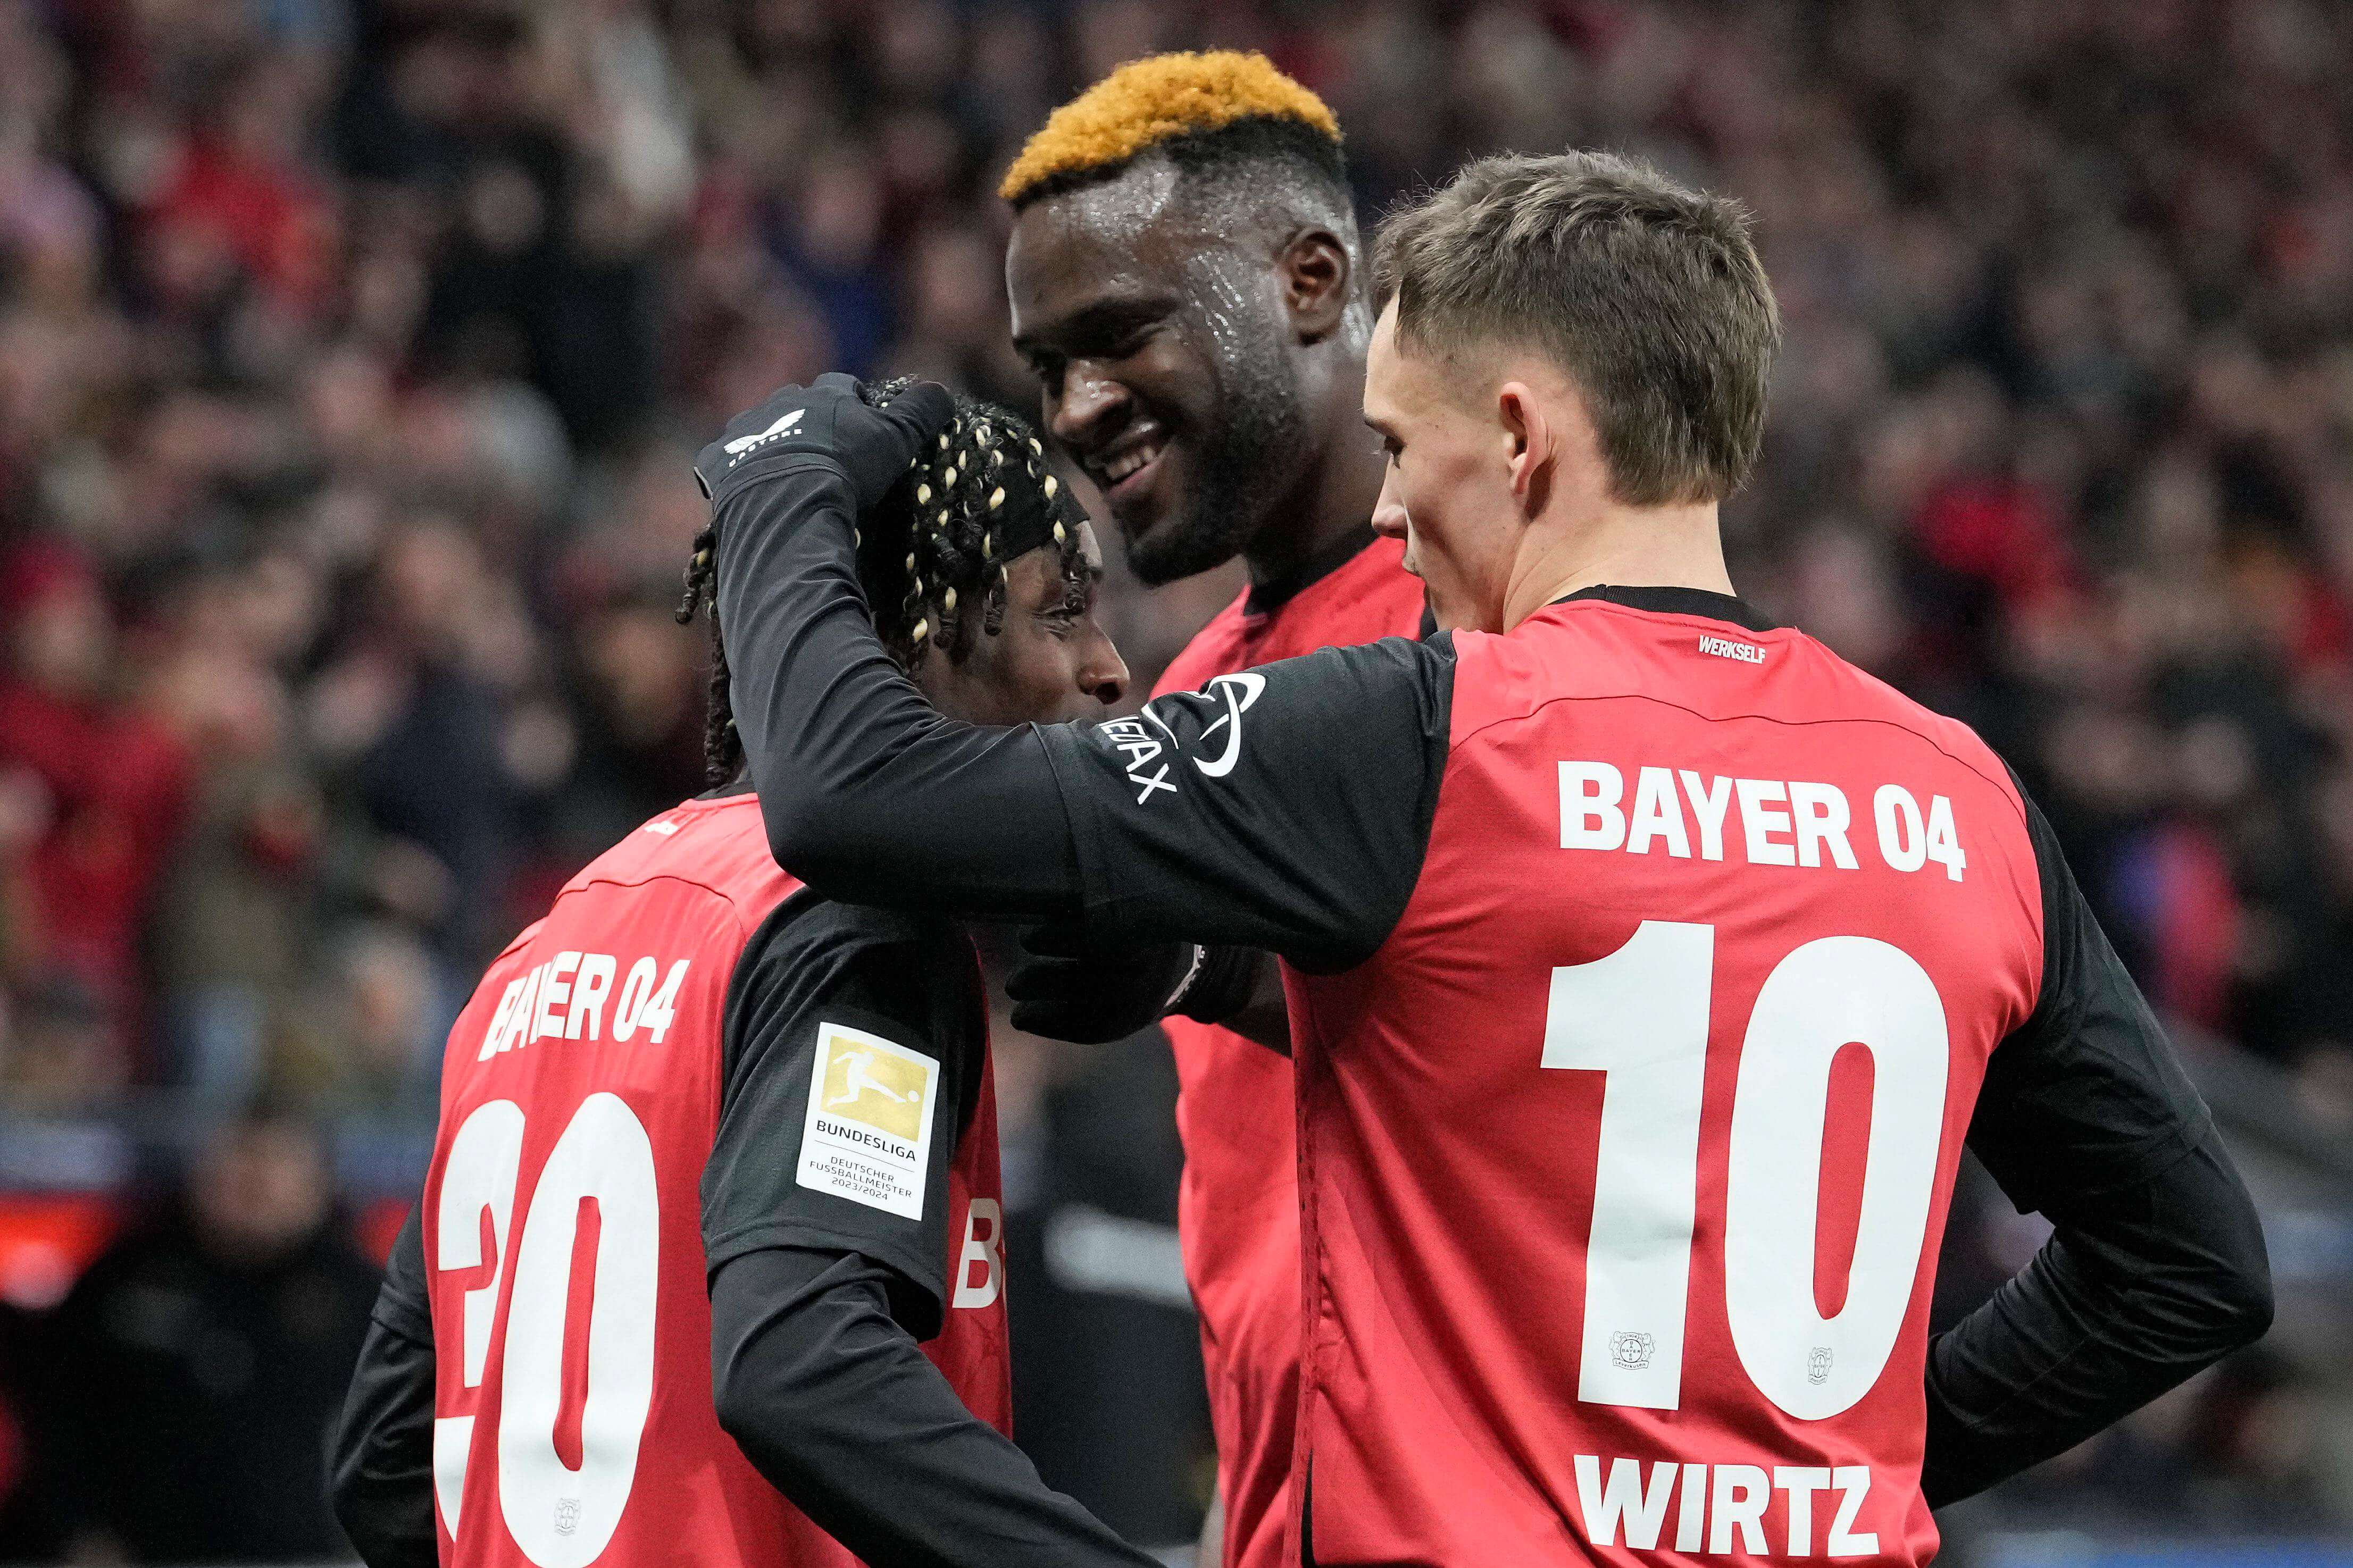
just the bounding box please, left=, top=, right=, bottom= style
left=1005, top=924, right=1201, bottom=1045
left=693, top=372, right=955, bottom=510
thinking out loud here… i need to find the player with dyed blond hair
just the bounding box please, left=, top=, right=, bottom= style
left=996, top=55, right=1425, bottom=1568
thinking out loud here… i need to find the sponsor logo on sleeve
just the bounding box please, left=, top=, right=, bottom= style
left=1104, top=672, right=1269, bottom=804
left=796, top=1022, right=939, bottom=1219
left=1180, top=672, right=1265, bottom=777
left=1099, top=717, right=1176, bottom=804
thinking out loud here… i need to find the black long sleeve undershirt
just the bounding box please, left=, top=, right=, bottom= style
left=712, top=456, right=1446, bottom=966
left=712, top=455, right=1086, bottom=924
left=329, top=1208, right=436, bottom=1568
left=1921, top=1136, right=2269, bottom=1505
left=1918, top=780, right=2273, bottom=1503
left=712, top=1247, right=1156, bottom=1567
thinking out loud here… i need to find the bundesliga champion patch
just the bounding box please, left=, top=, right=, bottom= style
left=796, top=1022, right=940, bottom=1219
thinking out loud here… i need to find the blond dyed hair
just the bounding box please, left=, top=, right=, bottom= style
left=1000, top=50, right=1341, bottom=206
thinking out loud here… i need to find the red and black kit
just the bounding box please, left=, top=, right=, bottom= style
left=708, top=428, right=2269, bottom=1568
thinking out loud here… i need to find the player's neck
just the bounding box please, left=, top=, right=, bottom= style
left=1502, top=499, right=1733, bottom=631
left=1242, top=350, right=1385, bottom=589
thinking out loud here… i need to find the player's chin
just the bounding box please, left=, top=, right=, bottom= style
left=1119, top=500, right=1227, bottom=585
left=1103, top=449, right=1175, bottom=543
left=1419, top=576, right=1471, bottom=632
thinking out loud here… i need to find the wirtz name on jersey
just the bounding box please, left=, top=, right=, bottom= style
left=1561, top=761, right=1968, bottom=882
left=1575, top=1455, right=1879, bottom=1559
left=476, top=950, right=692, bottom=1061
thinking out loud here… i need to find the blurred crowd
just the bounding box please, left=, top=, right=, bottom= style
left=0, top=0, right=2349, bottom=1558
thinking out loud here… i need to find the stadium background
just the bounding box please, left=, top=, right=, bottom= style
left=0, top=0, right=2348, bottom=1562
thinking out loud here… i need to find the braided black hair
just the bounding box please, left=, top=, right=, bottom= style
left=676, top=379, right=1089, bottom=785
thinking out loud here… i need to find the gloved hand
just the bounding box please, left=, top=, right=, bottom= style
left=1005, top=924, right=1201, bottom=1045
left=694, top=372, right=955, bottom=510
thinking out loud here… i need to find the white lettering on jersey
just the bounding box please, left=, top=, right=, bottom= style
left=1098, top=717, right=1176, bottom=805
left=533, top=951, right=580, bottom=1041
left=1572, top=1456, right=1880, bottom=1558
left=1828, top=1466, right=1879, bottom=1556
left=1103, top=673, right=1270, bottom=804
left=475, top=953, right=690, bottom=1061
left=1627, top=766, right=1691, bottom=858
left=1699, top=633, right=1767, bottom=664
left=1573, top=1456, right=1675, bottom=1550
left=565, top=953, right=617, bottom=1040
left=1709, top=1465, right=1770, bottom=1554
left=1560, top=761, right=1627, bottom=850
left=952, top=1198, right=1004, bottom=1309
left=1680, top=770, right=1734, bottom=861
left=1873, top=784, right=1967, bottom=881
left=1789, top=782, right=1860, bottom=869
left=1735, top=779, right=1796, bottom=867
left=1559, top=764, right=1966, bottom=880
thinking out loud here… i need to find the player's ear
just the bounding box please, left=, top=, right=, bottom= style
left=1280, top=228, right=1353, bottom=344
left=1497, top=381, right=1551, bottom=514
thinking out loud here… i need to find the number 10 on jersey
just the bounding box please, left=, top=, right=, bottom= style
left=1546, top=921, right=1949, bottom=1421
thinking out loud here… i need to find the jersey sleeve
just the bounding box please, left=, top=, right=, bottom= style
left=1034, top=635, right=1454, bottom=971
left=711, top=452, right=1449, bottom=965
left=1965, top=781, right=2214, bottom=1210
left=329, top=1207, right=437, bottom=1568
left=700, top=895, right=984, bottom=1338
left=1923, top=775, right=2273, bottom=1505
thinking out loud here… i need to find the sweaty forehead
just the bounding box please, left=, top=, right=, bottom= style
left=1007, top=162, right=1241, bottom=326
left=1036, top=160, right=1188, bottom=247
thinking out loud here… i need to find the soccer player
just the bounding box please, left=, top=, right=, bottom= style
left=701, top=151, right=2273, bottom=1568
left=327, top=383, right=1160, bottom=1568
left=995, top=52, right=1424, bottom=1568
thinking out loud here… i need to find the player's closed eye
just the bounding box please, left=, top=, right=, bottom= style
left=1100, top=325, right=1156, bottom=359
left=1040, top=589, right=1091, bottom=633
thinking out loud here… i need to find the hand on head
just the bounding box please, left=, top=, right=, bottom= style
left=692, top=372, right=957, bottom=510
left=692, top=374, right=1128, bottom=733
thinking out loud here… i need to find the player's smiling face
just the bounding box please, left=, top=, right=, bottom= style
left=1007, top=163, right=1308, bottom=585
left=1364, top=301, right=1524, bottom=632
left=911, top=522, right=1129, bottom=727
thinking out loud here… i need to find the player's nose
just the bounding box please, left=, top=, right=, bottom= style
left=1074, top=621, right=1129, bottom=708
left=1371, top=466, right=1410, bottom=541
left=1050, top=364, right=1129, bottom=453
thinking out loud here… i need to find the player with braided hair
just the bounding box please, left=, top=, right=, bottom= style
left=333, top=374, right=1142, bottom=1568
left=674, top=378, right=1116, bottom=784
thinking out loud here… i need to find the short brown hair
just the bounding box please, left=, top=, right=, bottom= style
left=1374, top=150, right=1780, bottom=506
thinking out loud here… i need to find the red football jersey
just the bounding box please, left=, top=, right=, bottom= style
left=1284, top=599, right=2041, bottom=1565
left=420, top=795, right=1009, bottom=1567
left=1150, top=534, right=1424, bottom=1568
